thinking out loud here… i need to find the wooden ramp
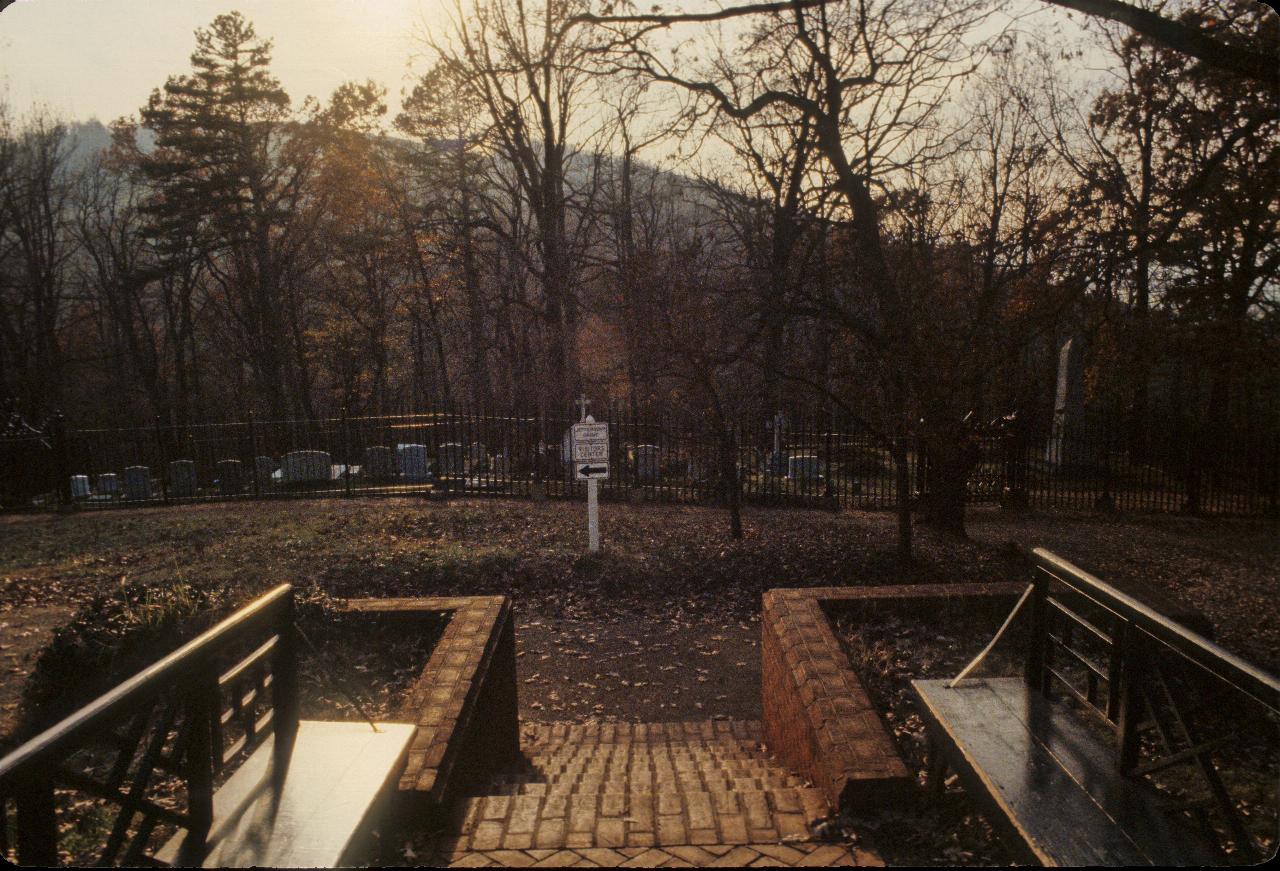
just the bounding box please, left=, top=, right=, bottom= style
left=912, top=677, right=1219, bottom=867
left=158, top=720, right=416, bottom=868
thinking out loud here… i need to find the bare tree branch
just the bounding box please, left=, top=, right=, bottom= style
left=1043, top=0, right=1279, bottom=86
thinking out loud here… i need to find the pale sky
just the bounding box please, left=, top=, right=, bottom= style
left=1, top=0, right=1096, bottom=136
left=1, top=0, right=451, bottom=123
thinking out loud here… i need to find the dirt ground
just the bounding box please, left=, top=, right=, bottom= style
left=1, top=498, right=1275, bottom=744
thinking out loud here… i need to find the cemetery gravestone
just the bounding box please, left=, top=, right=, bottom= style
left=282, top=451, right=331, bottom=485
left=311, top=451, right=333, bottom=482
left=788, top=454, right=821, bottom=482
left=467, top=442, right=488, bottom=474
left=70, top=475, right=90, bottom=500
left=491, top=452, right=510, bottom=478
left=766, top=450, right=789, bottom=477
left=96, top=472, right=121, bottom=496
left=216, top=459, right=244, bottom=494
left=280, top=452, right=304, bottom=485
left=437, top=443, right=464, bottom=477
left=636, top=444, right=660, bottom=483
left=398, top=444, right=431, bottom=482
left=255, top=456, right=278, bottom=489
left=364, top=446, right=397, bottom=481
left=124, top=465, right=151, bottom=500
left=1045, top=335, right=1085, bottom=466
left=168, top=460, right=197, bottom=497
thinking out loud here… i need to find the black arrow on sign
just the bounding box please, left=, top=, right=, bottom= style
left=579, top=465, right=607, bottom=476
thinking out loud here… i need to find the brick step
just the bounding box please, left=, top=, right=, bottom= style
left=518, top=742, right=771, bottom=762
left=450, top=787, right=830, bottom=852
left=507, top=755, right=797, bottom=776
left=512, top=755, right=775, bottom=776
left=514, top=753, right=773, bottom=773
left=518, top=745, right=777, bottom=764
left=494, top=764, right=803, bottom=783
left=485, top=774, right=807, bottom=796
left=519, top=720, right=763, bottom=748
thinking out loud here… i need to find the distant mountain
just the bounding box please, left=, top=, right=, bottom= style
left=64, top=119, right=155, bottom=167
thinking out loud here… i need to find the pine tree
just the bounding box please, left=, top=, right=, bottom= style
left=137, top=12, right=310, bottom=420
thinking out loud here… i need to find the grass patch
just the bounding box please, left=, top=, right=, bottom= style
left=18, top=578, right=232, bottom=741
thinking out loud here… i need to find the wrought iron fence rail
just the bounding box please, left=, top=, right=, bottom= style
left=1, top=406, right=1276, bottom=517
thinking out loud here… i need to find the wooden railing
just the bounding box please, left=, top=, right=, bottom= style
left=1027, top=549, right=1280, bottom=863
left=0, top=584, right=298, bottom=867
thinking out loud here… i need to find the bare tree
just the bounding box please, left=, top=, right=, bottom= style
left=434, top=0, right=605, bottom=416
left=0, top=112, right=79, bottom=418
left=592, top=0, right=1002, bottom=551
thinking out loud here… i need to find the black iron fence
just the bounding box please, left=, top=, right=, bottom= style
left=1, top=405, right=1276, bottom=516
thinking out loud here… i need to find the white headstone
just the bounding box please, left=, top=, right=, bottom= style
left=437, top=443, right=464, bottom=476
left=787, top=454, right=821, bottom=481
left=492, top=452, right=511, bottom=477
left=467, top=442, right=488, bottom=473
left=398, top=443, right=431, bottom=481
left=636, top=444, right=660, bottom=483
left=124, top=465, right=151, bottom=500
left=96, top=472, right=121, bottom=496
left=216, top=459, right=244, bottom=494
left=282, top=450, right=330, bottom=484
left=364, top=445, right=397, bottom=481
left=168, top=459, right=197, bottom=497
left=70, top=475, right=90, bottom=499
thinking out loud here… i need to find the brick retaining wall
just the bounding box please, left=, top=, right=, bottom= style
left=761, top=583, right=1025, bottom=811
left=341, top=595, right=519, bottom=818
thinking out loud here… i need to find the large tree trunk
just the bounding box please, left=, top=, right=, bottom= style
left=460, top=181, right=492, bottom=409
left=918, top=434, right=975, bottom=537
left=892, top=437, right=912, bottom=562
left=721, top=429, right=743, bottom=540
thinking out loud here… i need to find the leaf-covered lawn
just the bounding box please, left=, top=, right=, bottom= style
left=1, top=498, right=1274, bottom=743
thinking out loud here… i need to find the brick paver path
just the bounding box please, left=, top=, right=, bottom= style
left=424, top=720, right=884, bottom=867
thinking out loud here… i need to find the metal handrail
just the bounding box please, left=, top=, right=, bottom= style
left=1031, top=548, right=1279, bottom=713
left=0, top=583, right=293, bottom=786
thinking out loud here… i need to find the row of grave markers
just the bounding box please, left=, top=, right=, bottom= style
left=62, top=444, right=832, bottom=502
left=62, top=442, right=515, bottom=501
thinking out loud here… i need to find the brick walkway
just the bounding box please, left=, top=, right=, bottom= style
left=423, top=720, right=883, bottom=867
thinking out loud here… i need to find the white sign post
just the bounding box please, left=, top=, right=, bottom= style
left=572, top=413, right=608, bottom=552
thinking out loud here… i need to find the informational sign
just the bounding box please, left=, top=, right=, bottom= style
left=572, top=421, right=609, bottom=479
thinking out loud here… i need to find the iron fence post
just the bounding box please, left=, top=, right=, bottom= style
left=342, top=406, right=352, bottom=498
left=155, top=416, right=170, bottom=504
left=52, top=411, right=71, bottom=512
left=248, top=411, right=260, bottom=498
